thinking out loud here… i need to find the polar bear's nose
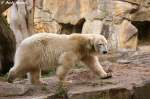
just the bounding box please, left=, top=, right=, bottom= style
left=103, top=51, right=107, bottom=54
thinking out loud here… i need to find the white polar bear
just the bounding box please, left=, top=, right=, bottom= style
left=8, top=33, right=112, bottom=85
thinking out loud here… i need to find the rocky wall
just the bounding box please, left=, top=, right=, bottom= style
left=34, top=0, right=150, bottom=50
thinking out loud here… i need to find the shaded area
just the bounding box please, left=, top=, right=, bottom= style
left=60, top=18, right=85, bottom=34
left=0, top=15, right=16, bottom=75
left=132, top=21, right=150, bottom=45
left=101, top=24, right=110, bottom=39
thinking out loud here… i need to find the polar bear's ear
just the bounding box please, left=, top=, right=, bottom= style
left=89, top=38, right=100, bottom=52
left=89, top=37, right=94, bottom=46
left=88, top=38, right=95, bottom=50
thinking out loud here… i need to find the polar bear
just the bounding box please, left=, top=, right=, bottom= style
left=8, top=33, right=112, bottom=85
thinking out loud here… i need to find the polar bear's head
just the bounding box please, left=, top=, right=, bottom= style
left=91, top=35, right=108, bottom=54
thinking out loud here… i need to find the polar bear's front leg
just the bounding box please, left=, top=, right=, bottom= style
left=82, top=56, right=112, bottom=79
left=56, top=52, right=77, bottom=82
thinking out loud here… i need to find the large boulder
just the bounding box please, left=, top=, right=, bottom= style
left=0, top=82, right=30, bottom=97
left=131, top=7, right=150, bottom=21
left=82, top=20, right=103, bottom=34
left=113, top=1, right=138, bottom=18
left=43, top=0, right=99, bottom=25
left=34, top=7, right=61, bottom=33
left=117, top=20, right=138, bottom=50
left=34, top=0, right=105, bottom=33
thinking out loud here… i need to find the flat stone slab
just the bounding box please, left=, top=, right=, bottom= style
left=66, top=64, right=150, bottom=99
left=0, top=52, right=150, bottom=99
left=0, top=82, right=30, bottom=97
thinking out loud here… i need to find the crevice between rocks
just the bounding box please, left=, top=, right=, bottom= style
left=59, top=18, right=85, bottom=34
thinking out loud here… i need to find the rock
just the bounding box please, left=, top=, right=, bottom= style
left=67, top=62, right=150, bottom=99
left=1, top=52, right=150, bottom=99
left=35, top=0, right=43, bottom=8
left=131, top=7, right=150, bottom=21
left=34, top=7, right=61, bottom=33
left=34, top=7, right=53, bottom=23
left=112, top=1, right=138, bottom=18
left=129, top=0, right=150, bottom=21
left=123, top=0, right=142, bottom=5
left=0, top=82, right=30, bottom=97
left=68, top=86, right=131, bottom=99
left=138, top=45, right=150, bottom=52
left=32, top=0, right=150, bottom=51
left=6, top=0, right=34, bottom=46
left=4, top=0, right=150, bottom=50
left=43, top=0, right=98, bottom=25
left=85, top=9, right=106, bottom=21
left=0, top=77, right=60, bottom=98
left=81, top=8, right=108, bottom=34
left=34, top=0, right=106, bottom=33
left=82, top=20, right=103, bottom=34
left=117, top=59, right=131, bottom=64
left=117, top=20, right=138, bottom=50
left=143, top=0, right=150, bottom=7
left=34, top=20, right=61, bottom=33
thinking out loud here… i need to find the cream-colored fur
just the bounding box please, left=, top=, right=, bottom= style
left=8, top=33, right=111, bottom=85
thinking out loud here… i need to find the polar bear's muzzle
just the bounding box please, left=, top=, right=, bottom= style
left=98, top=44, right=108, bottom=54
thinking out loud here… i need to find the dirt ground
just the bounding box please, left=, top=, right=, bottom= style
left=0, top=51, right=150, bottom=99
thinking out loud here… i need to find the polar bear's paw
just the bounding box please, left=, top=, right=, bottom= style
left=100, top=73, right=112, bottom=79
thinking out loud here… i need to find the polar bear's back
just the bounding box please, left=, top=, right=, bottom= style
left=22, top=33, right=70, bottom=46
left=15, top=33, right=74, bottom=69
